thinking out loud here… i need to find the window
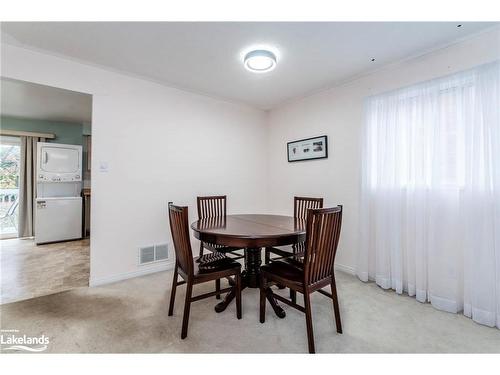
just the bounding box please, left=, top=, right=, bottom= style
left=364, top=74, right=477, bottom=191
left=0, top=136, right=21, bottom=238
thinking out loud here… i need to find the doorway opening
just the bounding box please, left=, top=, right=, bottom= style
left=0, top=78, right=92, bottom=304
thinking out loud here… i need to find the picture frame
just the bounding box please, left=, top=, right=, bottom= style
left=287, top=135, right=328, bottom=162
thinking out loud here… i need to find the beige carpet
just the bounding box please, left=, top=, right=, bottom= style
left=1, top=270, right=499, bottom=353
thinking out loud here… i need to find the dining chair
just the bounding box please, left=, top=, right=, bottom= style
left=197, top=195, right=246, bottom=299
left=264, top=196, right=323, bottom=264
left=197, top=195, right=245, bottom=259
left=168, top=203, right=242, bottom=339
left=259, top=205, right=343, bottom=353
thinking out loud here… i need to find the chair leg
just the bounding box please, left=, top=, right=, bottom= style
left=215, top=279, right=221, bottom=300
left=181, top=281, right=193, bottom=339
left=290, top=289, right=297, bottom=304
left=331, top=276, right=342, bottom=334
left=235, top=273, right=242, bottom=319
left=304, top=292, right=315, bottom=354
left=168, top=264, right=178, bottom=316
left=199, top=243, right=204, bottom=257
left=259, top=276, right=267, bottom=323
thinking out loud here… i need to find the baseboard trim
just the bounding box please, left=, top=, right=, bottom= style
left=335, top=263, right=356, bottom=275
left=89, top=261, right=175, bottom=287
left=89, top=261, right=355, bottom=287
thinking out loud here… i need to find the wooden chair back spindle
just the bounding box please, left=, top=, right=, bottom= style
left=197, top=195, right=227, bottom=219
left=294, top=196, right=323, bottom=220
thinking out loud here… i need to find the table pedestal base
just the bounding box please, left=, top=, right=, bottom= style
left=214, top=247, right=286, bottom=318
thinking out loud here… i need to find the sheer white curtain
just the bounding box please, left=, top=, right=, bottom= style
left=357, top=61, right=500, bottom=328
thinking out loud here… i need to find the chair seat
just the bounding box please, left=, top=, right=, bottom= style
left=193, top=255, right=241, bottom=276
left=202, top=242, right=243, bottom=253
left=284, top=255, right=304, bottom=268
left=268, top=245, right=293, bottom=255
left=260, top=261, right=304, bottom=284
left=266, top=243, right=304, bottom=263
left=196, top=252, right=227, bottom=264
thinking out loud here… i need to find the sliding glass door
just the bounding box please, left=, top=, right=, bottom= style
left=0, top=136, right=21, bottom=239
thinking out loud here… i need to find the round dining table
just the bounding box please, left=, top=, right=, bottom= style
left=191, top=214, right=306, bottom=318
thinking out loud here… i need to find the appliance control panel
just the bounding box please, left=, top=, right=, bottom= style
left=38, top=174, right=81, bottom=182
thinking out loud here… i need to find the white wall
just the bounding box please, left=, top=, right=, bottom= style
left=1, top=43, right=268, bottom=285
left=266, top=28, right=500, bottom=272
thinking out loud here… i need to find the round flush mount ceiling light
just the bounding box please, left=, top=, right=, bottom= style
left=243, top=49, right=277, bottom=73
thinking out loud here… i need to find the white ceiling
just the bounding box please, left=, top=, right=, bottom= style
left=1, top=78, right=92, bottom=123
left=1, top=22, right=497, bottom=110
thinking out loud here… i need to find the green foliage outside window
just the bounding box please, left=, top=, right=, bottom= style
left=0, top=144, right=20, bottom=189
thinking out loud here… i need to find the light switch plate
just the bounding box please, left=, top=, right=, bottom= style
left=99, top=161, right=109, bottom=173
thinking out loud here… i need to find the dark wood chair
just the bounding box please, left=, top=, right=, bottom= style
left=264, top=196, right=323, bottom=264
left=168, top=203, right=242, bottom=339
left=197, top=196, right=245, bottom=299
left=259, top=205, right=343, bottom=353
left=197, top=195, right=245, bottom=258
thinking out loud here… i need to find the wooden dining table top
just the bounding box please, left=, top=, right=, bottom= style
left=190, top=214, right=306, bottom=248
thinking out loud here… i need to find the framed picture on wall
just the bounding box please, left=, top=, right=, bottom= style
left=287, top=135, right=328, bottom=162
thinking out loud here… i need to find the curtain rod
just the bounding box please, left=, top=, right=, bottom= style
left=0, top=129, right=56, bottom=139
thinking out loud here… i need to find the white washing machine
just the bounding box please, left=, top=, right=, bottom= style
left=35, top=197, right=82, bottom=244
left=35, top=142, right=83, bottom=244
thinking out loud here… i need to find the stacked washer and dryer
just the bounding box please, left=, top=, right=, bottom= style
left=35, top=142, right=83, bottom=245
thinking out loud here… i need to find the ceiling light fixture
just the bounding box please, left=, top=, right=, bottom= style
left=243, top=49, right=277, bottom=73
